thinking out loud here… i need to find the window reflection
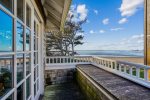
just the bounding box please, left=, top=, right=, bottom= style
left=34, top=52, right=38, bottom=65
left=17, top=54, right=24, bottom=83
left=16, top=22, right=24, bottom=51
left=26, top=54, right=31, bottom=75
left=0, top=10, right=13, bottom=52
left=17, top=0, right=24, bottom=21
left=34, top=83, right=36, bottom=97
left=34, top=67, right=36, bottom=81
left=26, top=77, right=30, bottom=99
left=34, top=37, right=36, bottom=50
left=26, top=4, right=31, bottom=27
left=0, top=55, right=13, bottom=98
left=6, top=94, right=13, bottom=100
left=26, top=29, right=30, bottom=51
left=17, top=84, right=23, bottom=100
left=0, top=0, right=13, bottom=12
left=37, top=79, right=39, bottom=91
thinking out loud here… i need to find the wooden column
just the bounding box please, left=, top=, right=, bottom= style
left=145, top=0, right=150, bottom=65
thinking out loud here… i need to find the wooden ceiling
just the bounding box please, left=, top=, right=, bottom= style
left=42, top=0, right=72, bottom=32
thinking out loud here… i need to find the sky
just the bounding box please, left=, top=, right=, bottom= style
left=69, top=0, right=144, bottom=50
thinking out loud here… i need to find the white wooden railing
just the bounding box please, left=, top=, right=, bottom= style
left=46, top=56, right=150, bottom=88
left=46, top=56, right=92, bottom=65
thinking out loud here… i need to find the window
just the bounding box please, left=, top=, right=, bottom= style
left=26, top=4, right=31, bottom=27
left=17, top=54, right=24, bottom=83
left=16, top=22, right=24, bottom=51
left=17, top=0, right=24, bottom=21
left=34, top=83, right=36, bottom=97
left=17, top=84, right=24, bottom=100
left=26, top=77, right=30, bottom=99
left=36, top=66, right=39, bottom=78
left=34, top=52, right=38, bottom=65
left=0, top=55, right=13, bottom=98
left=37, top=79, right=39, bottom=91
left=26, top=29, right=30, bottom=51
left=6, top=94, right=13, bottom=100
left=0, top=10, right=13, bottom=52
left=34, top=67, right=36, bottom=81
left=0, top=0, right=13, bottom=12
left=26, top=53, right=31, bottom=75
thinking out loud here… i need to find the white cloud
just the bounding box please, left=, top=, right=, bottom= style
left=119, top=0, right=144, bottom=17
left=93, top=9, right=98, bottom=15
left=111, top=28, right=123, bottom=31
left=102, top=18, right=109, bottom=25
left=68, top=4, right=88, bottom=22
left=89, top=30, right=95, bottom=34
left=118, top=18, right=128, bottom=24
left=77, top=4, right=88, bottom=21
left=99, top=30, right=105, bottom=33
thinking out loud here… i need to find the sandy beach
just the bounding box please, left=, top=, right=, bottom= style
left=104, top=57, right=144, bottom=64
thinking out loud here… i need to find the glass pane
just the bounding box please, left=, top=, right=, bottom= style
left=26, top=53, right=31, bottom=75
left=17, top=0, right=24, bottom=21
left=34, top=67, right=36, bottom=81
left=17, top=54, right=24, bottom=83
left=6, top=93, right=13, bottom=100
left=16, top=22, right=24, bottom=51
left=26, top=29, right=30, bottom=51
left=37, top=79, right=39, bottom=91
left=36, top=24, right=39, bottom=36
left=34, top=37, right=36, bottom=50
left=0, top=10, right=13, bottom=52
left=34, top=83, right=36, bottom=97
left=26, top=4, right=31, bottom=27
left=34, top=21, right=36, bottom=34
left=34, top=52, right=38, bottom=65
left=36, top=66, right=38, bottom=78
left=0, top=0, right=13, bottom=12
left=36, top=38, right=38, bottom=50
left=0, top=55, right=13, bottom=98
left=17, top=84, right=23, bottom=100
left=26, top=77, right=30, bottom=99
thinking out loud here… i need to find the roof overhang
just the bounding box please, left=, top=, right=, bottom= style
left=42, top=0, right=72, bottom=32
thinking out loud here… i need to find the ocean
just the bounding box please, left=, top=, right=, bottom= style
left=75, top=50, right=144, bottom=57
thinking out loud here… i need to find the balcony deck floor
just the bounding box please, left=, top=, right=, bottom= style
left=77, top=64, right=150, bottom=100
left=44, top=82, right=86, bottom=100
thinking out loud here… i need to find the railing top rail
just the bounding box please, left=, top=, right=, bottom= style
left=46, top=56, right=150, bottom=69
left=46, top=56, right=93, bottom=58
left=117, top=60, right=150, bottom=69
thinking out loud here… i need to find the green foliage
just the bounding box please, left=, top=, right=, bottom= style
left=46, top=15, right=86, bottom=56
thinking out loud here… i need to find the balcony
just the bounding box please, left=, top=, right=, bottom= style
left=44, top=56, right=150, bottom=100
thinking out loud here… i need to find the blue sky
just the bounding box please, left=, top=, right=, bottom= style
left=70, top=0, right=144, bottom=50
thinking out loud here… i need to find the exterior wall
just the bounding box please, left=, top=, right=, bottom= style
left=76, top=68, right=116, bottom=100
left=145, top=0, right=150, bottom=65
left=0, top=0, right=45, bottom=100
left=45, top=68, right=75, bottom=85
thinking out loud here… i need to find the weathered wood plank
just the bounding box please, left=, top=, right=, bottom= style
left=77, top=64, right=150, bottom=100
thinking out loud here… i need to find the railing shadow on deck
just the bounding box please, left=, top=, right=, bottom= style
left=45, top=56, right=150, bottom=89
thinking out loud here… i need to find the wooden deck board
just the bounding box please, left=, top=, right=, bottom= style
left=77, top=64, right=150, bottom=100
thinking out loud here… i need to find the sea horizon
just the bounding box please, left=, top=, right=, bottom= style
left=75, top=50, right=144, bottom=57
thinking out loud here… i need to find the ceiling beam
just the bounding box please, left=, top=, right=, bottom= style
left=47, top=14, right=60, bottom=28
left=44, top=4, right=62, bottom=22
left=46, top=21, right=59, bottom=32
left=45, top=0, right=63, bottom=14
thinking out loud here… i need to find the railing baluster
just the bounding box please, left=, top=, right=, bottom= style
left=136, top=68, right=140, bottom=78
left=145, top=69, right=148, bottom=81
